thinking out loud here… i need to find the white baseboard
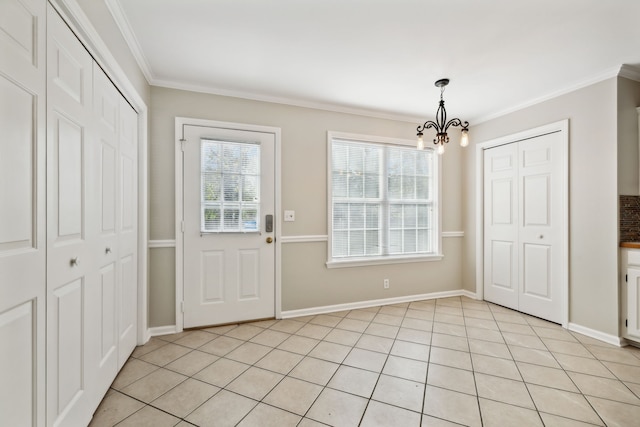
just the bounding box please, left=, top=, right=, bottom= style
left=567, top=322, right=624, bottom=347
left=281, top=289, right=479, bottom=319
left=459, top=289, right=478, bottom=300
left=149, top=325, right=180, bottom=337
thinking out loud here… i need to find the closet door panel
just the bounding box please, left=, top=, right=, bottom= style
left=0, top=0, right=46, bottom=425
left=518, top=133, right=563, bottom=323
left=46, top=6, right=96, bottom=426
left=0, top=76, right=35, bottom=252
left=483, top=143, right=519, bottom=310
left=118, top=101, right=138, bottom=368
left=92, top=63, right=119, bottom=397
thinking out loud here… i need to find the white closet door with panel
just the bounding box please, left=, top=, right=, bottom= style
left=117, top=96, right=138, bottom=369
left=46, top=4, right=139, bottom=425
left=483, top=143, right=519, bottom=310
left=93, top=63, right=121, bottom=400
left=0, top=0, right=47, bottom=425
left=518, top=134, right=563, bottom=322
left=46, top=6, right=98, bottom=426
left=483, top=131, right=564, bottom=324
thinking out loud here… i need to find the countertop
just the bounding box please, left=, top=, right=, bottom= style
left=621, top=242, right=640, bottom=249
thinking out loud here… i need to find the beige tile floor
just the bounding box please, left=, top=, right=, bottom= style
left=89, top=297, right=640, bottom=426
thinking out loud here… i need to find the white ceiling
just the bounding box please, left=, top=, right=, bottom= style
left=109, top=0, right=640, bottom=124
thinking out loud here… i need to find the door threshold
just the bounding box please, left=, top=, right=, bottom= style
left=184, top=316, right=276, bottom=331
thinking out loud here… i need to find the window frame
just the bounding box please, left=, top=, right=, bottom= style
left=326, top=131, right=443, bottom=268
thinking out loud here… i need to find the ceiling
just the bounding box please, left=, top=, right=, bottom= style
left=108, top=0, right=640, bottom=124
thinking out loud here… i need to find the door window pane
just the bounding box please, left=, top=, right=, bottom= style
left=201, top=139, right=260, bottom=232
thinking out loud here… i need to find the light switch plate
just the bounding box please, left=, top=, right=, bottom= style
left=284, top=210, right=295, bottom=222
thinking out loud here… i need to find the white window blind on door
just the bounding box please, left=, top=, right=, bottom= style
left=330, top=136, right=437, bottom=264
left=201, top=139, right=260, bottom=232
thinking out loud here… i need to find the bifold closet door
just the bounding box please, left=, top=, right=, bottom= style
left=46, top=5, right=98, bottom=426
left=483, top=143, right=519, bottom=310
left=91, top=63, right=139, bottom=375
left=93, top=63, right=121, bottom=400
left=117, top=98, right=138, bottom=369
left=46, top=6, right=140, bottom=424
left=483, top=133, right=563, bottom=324
left=0, top=0, right=47, bottom=425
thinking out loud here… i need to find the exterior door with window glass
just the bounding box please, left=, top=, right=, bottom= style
left=182, top=124, right=275, bottom=328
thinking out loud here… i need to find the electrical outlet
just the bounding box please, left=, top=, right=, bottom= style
left=383, top=279, right=389, bottom=289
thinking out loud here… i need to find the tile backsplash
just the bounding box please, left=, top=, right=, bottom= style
left=620, top=195, right=640, bottom=242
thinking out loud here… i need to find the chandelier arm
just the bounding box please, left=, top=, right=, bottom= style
left=443, top=118, right=470, bottom=132
left=417, top=120, right=439, bottom=134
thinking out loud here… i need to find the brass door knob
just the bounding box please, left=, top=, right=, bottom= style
left=266, top=237, right=273, bottom=244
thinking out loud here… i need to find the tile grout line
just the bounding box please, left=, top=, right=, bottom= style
left=98, top=297, right=640, bottom=427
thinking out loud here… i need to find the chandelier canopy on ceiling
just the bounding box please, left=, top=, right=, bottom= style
left=416, top=78, right=469, bottom=155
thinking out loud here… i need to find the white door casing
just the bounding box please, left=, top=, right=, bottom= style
left=0, top=0, right=47, bottom=425
left=476, top=120, right=568, bottom=327
left=177, top=120, right=281, bottom=329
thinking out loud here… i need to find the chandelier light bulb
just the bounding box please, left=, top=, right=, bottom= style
left=417, top=133, right=424, bottom=150
left=460, top=129, right=469, bottom=147
left=437, top=144, right=445, bottom=155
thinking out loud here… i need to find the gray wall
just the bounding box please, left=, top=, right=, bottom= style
left=462, top=78, right=623, bottom=336
left=149, top=86, right=466, bottom=326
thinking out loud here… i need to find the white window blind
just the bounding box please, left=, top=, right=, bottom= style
left=201, top=139, right=260, bottom=232
left=329, top=135, right=437, bottom=264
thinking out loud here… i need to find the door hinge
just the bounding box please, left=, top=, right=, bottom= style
left=180, top=138, right=186, bottom=151
left=626, top=319, right=628, bottom=327
left=626, top=274, right=628, bottom=282
left=181, top=221, right=185, bottom=233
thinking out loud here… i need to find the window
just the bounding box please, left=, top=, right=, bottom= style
left=200, top=139, right=260, bottom=232
left=327, top=132, right=441, bottom=267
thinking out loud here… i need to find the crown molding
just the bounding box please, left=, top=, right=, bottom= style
left=619, top=64, right=640, bottom=82
left=473, top=66, right=623, bottom=124
left=152, top=78, right=423, bottom=124
left=105, top=0, right=155, bottom=83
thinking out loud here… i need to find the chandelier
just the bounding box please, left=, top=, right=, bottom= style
left=416, top=78, right=469, bottom=154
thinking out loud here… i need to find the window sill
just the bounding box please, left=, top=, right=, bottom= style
left=326, top=254, right=444, bottom=269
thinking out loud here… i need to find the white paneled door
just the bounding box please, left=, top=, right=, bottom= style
left=46, top=5, right=139, bottom=425
left=484, top=131, right=564, bottom=323
left=182, top=124, right=276, bottom=328
left=483, top=143, right=519, bottom=310
left=0, top=0, right=46, bottom=425
left=117, top=96, right=139, bottom=369
left=46, top=7, right=97, bottom=426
